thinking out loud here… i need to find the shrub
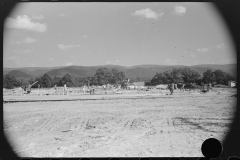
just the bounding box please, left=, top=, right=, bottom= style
left=213, top=84, right=229, bottom=88
left=184, top=83, right=202, bottom=90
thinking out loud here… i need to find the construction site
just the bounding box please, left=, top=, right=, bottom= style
left=3, top=85, right=237, bottom=157
left=3, top=2, right=238, bottom=158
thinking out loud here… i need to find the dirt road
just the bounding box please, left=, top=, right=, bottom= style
left=3, top=88, right=237, bottom=157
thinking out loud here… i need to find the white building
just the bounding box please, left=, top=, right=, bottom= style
left=228, top=81, right=237, bottom=87
left=127, top=82, right=145, bottom=90
left=156, top=84, right=168, bottom=90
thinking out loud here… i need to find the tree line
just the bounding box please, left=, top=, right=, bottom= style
left=3, top=67, right=235, bottom=89
left=3, top=68, right=126, bottom=89
left=145, top=68, right=235, bottom=86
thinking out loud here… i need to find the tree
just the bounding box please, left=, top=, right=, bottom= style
left=59, top=74, right=75, bottom=87
left=40, top=74, right=53, bottom=88
left=19, top=78, right=28, bottom=87
left=28, top=78, right=35, bottom=85
left=163, top=71, right=174, bottom=84
left=158, top=69, right=183, bottom=84
left=109, top=68, right=125, bottom=85
left=213, top=70, right=226, bottom=85
left=92, top=68, right=126, bottom=86
left=224, top=73, right=235, bottom=84
left=169, top=68, right=183, bottom=83
left=52, top=76, right=61, bottom=86
left=84, top=77, right=97, bottom=86
left=147, top=68, right=201, bottom=86
left=196, top=78, right=203, bottom=85
left=181, top=68, right=201, bottom=83
left=74, top=77, right=87, bottom=87
left=3, top=75, right=21, bottom=89
left=148, top=73, right=168, bottom=85
left=93, top=68, right=112, bottom=85
left=202, top=70, right=215, bottom=83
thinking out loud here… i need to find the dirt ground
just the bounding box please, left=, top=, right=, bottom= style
left=3, top=88, right=237, bottom=157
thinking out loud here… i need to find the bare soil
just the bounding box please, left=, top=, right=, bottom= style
left=3, top=88, right=237, bottom=157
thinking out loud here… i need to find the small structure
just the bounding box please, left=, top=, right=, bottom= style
left=228, top=81, right=237, bottom=88
left=156, top=84, right=168, bottom=90
left=127, top=83, right=137, bottom=90
left=134, top=82, right=145, bottom=87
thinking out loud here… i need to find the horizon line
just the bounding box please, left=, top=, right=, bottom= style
left=3, top=63, right=237, bottom=69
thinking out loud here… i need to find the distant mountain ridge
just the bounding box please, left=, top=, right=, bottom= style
left=6, top=70, right=33, bottom=80
left=3, top=64, right=237, bottom=80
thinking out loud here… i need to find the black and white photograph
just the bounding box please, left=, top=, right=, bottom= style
left=3, top=2, right=238, bottom=158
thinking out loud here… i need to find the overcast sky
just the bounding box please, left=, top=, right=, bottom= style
left=3, top=2, right=236, bottom=68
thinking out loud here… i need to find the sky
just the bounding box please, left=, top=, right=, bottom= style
left=3, top=2, right=237, bottom=68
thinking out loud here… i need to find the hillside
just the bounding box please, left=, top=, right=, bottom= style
left=46, top=66, right=96, bottom=78
left=124, top=67, right=156, bottom=79
left=3, top=63, right=237, bottom=80
left=6, top=70, right=33, bottom=80
left=3, top=66, right=65, bottom=77
left=192, top=64, right=237, bottom=76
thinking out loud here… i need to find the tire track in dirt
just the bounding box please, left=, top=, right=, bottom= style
left=8, top=115, right=34, bottom=131
left=29, top=116, right=88, bottom=155
left=3, top=91, right=236, bottom=157
left=24, top=113, right=83, bottom=140
left=25, top=113, right=55, bottom=137
left=103, top=110, right=164, bottom=156
left=43, top=115, right=108, bottom=151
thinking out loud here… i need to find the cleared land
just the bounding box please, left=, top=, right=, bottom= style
left=3, top=88, right=237, bottom=157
